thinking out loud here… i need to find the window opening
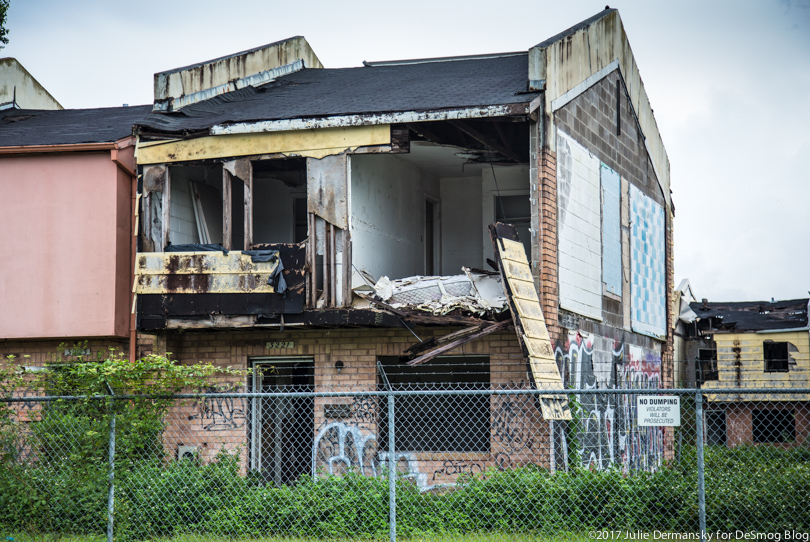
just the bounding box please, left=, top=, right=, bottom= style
left=763, top=341, right=789, bottom=372
left=252, top=158, right=307, bottom=245
left=378, top=356, right=490, bottom=453
left=294, top=197, right=308, bottom=244
left=495, top=194, right=531, bottom=258
left=425, top=199, right=438, bottom=275
left=753, top=409, right=795, bottom=443
left=697, top=348, right=718, bottom=384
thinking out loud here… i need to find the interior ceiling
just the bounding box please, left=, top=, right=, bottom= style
left=395, top=141, right=488, bottom=178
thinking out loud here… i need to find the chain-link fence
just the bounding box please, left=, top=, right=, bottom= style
left=1, top=381, right=809, bottom=541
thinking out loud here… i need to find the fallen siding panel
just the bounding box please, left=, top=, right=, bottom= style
left=491, top=225, right=571, bottom=420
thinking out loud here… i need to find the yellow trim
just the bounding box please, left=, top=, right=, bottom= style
left=136, top=125, right=391, bottom=164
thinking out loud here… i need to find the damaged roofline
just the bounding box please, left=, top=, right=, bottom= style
left=209, top=103, right=531, bottom=136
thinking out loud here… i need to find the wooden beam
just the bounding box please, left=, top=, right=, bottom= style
left=404, top=324, right=486, bottom=356
left=222, top=168, right=232, bottom=250
left=449, top=120, right=524, bottom=163
left=162, top=167, right=171, bottom=250
left=243, top=162, right=253, bottom=250
left=342, top=229, right=352, bottom=308
left=405, top=320, right=510, bottom=366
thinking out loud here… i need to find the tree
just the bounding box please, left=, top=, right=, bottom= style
left=0, top=0, right=8, bottom=48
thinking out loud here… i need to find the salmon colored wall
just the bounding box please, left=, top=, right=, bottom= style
left=0, top=152, right=130, bottom=339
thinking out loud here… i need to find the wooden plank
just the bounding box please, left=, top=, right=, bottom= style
left=243, top=162, right=253, bottom=250
left=162, top=167, right=171, bottom=250
left=329, top=223, right=337, bottom=307
left=449, top=120, right=524, bottom=163
left=222, top=168, right=232, bottom=250
left=308, top=212, right=317, bottom=307
left=404, top=324, right=486, bottom=356
left=406, top=321, right=510, bottom=366
left=141, top=191, right=154, bottom=252
left=342, top=229, right=352, bottom=308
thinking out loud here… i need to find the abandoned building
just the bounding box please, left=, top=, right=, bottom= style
left=1, top=8, right=674, bottom=479
left=677, top=294, right=810, bottom=447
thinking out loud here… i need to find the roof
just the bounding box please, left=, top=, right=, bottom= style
left=137, top=54, right=537, bottom=135
left=690, top=299, right=809, bottom=332
left=0, top=106, right=150, bottom=147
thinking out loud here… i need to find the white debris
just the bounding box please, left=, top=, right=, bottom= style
left=370, top=268, right=507, bottom=316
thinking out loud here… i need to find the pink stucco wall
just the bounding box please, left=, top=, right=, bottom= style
left=0, top=152, right=132, bottom=339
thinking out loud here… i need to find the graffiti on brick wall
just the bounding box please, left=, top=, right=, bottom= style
left=191, top=386, right=247, bottom=431
left=432, top=460, right=485, bottom=481
left=311, top=420, right=457, bottom=492
left=556, top=331, right=664, bottom=472
left=492, top=391, right=536, bottom=456
left=313, top=421, right=378, bottom=477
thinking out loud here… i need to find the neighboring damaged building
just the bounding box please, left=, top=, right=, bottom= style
left=0, top=58, right=63, bottom=110
left=1, top=8, right=674, bottom=479
left=678, top=294, right=810, bottom=446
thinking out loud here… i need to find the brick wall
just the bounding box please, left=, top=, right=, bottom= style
left=551, top=68, right=673, bottom=382
left=157, top=326, right=552, bottom=482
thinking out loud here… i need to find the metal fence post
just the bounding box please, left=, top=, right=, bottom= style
left=695, top=390, right=706, bottom=542
left=388, top=391, right=396, bottom=542
left=107, top=392, right=116, bottom=542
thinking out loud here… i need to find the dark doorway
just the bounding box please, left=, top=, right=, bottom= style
left=250, top=359, right=314, bottom=485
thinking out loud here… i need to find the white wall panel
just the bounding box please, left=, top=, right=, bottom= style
left=557, top=130, right=602, bottom=320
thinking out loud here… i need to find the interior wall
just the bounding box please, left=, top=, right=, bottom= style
left=440, top=176, right=483, bottom=273
left=480, top=165, right=530, bottom=260
left=169, top=166, right=224, bottom=245
left=169, top=171, right=198, bottom=245
left=350, top=154, right=440, bottom=281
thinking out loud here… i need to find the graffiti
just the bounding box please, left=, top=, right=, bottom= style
left=312, top=420, right=458, bottom=492
left=191, top=386, right=247, bottom=431
left=492, top=393, right=536, bottom=455
left=351, top=395, right=378, bottom=425
left=432, top=460, right=485, bottom=481
left=555, top=331, right=664, bottom=472
left=312, top=421, right=378, bottom=477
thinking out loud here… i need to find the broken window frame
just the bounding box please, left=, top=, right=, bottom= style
left=763, top=341, right=789, bottom=373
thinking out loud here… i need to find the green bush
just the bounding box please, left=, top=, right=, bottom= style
left=2, top=444, right=810, bottom=540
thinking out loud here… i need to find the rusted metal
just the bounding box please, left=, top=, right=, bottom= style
left=135, top=252, right=279, bottom=295
left=306, top=154, right=348, bottom=230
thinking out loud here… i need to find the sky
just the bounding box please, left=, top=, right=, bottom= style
left=3, top=0, right=809, bottom=303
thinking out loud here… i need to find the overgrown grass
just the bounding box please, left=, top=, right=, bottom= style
left=2, top=445, right=809, bottom=541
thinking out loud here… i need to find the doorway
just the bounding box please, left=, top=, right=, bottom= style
left=250, top=358, right=314, bottom=485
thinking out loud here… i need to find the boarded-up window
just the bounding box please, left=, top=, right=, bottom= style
left=630, top=185, right=666, bottom=337
left=557, top=130, right=602, bottom=320
left=601, top=163, right=621, bottom=296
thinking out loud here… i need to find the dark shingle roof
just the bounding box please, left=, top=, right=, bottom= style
left=690, top=299, right=809, bottom=332
left=137, top=54, right=537, bottom=134
left=0, top=106, right=150, bottom=147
